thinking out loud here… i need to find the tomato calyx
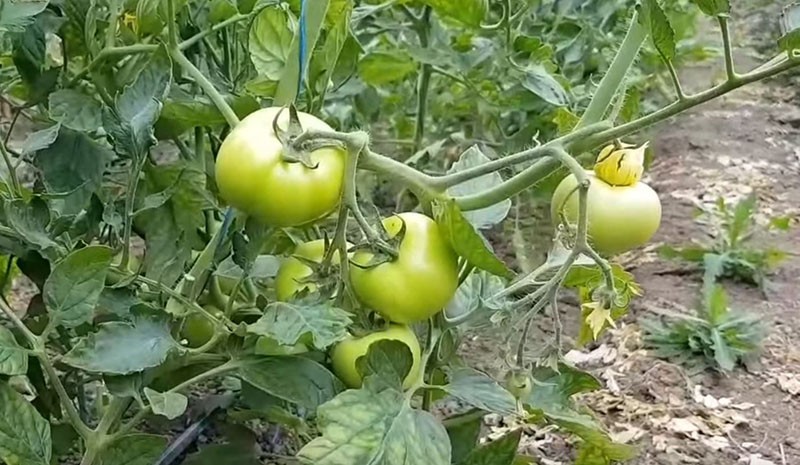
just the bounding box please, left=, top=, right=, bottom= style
left=348, top=218, right=405, bottom=269
left=271, top=105, right=319, bottom=169
left=593, top=141, right=648, bottom=186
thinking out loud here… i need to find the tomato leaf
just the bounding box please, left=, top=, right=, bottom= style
left=248, top=6, right=295, bottom=81
left=247, top=300, right=351, bottom=350
left=48, top=89, right=103, bottom=132
left=144, top=388, right=188, bottom=420
left=63, top=315, right=181, bottom=374
left=183, top=442, right=260, bottom=465
left=20, top=124, right=61, bottom=155
left=420, top=0, right=486, bottom=27
left=274, top=0, right=331, bottom=105
left=155, top=93, right=259, bottom=139
left=0, top=381, right=52, bottom=465
left=11, top=10, right=61, bottom=102
left=358, top=50, right=418, bottom=86
left=32, top=128, right=113, bottom=215
left=639, top=0, right=677, bottom=62
left=136, top=161, right=211, bottom=286
left=297, top=388, right=451, bottom=465
left=237, top=356, right=343, bottom=410
left=0, top=325, right=28, bottom=376
left=444, top=271, right=507, bottom=327
left=443, top=368, right=517, bottom=415
left=0, top=0, right=48, bottom=33
left=5, top=197, right=65, bottom=260
left=308, top=0, right=354, bottom=100
left=356, top=339, right=414, bottom=392
left=102, top=47, right=171, bottom=160
left=232, top=218, right=271, bottom=273
left=690, top=0, right=730, bottom=16
left=522, top=365, right=635, bottom=465
left=457, top=429, right=520, bottom=465
left=443, top=410, right=483, bottom=463
left=779, top=3, right=800, bottom=53
left=521, top=65, right=569, bottom=107
left=216, top=255, right=280, bottom=280
left=433, top=199, right=513, bottom=279
left=446, top=146, right=511, bottom=230
left=96, top=434, right=167, bottom=465
left=43, top=245, right=114, bottom=328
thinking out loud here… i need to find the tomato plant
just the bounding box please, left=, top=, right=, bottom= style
left=0, top=0, right=797, bottom=465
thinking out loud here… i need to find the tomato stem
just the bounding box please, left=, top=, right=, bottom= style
left=577, top=11, right=647, bottom=128
left=718, top=15, right=737, bottom=81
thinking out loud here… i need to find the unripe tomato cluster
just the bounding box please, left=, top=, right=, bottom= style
left=214, top=107, right=461, bottom=389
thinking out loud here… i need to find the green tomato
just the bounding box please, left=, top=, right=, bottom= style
left=349, top=212, right=459, bottom=324
left=330, top=325, right=422, bottom=389
left=274, top=239, right=347, bottom=301
left=255, top=336, right=310, bottom=356
left=504, top=369, right=532, bottom=400
left=551, top=171, right=661, bottom=256
left=180, top=307, right=222, bottom=348
left=215, top=107, right=346, bottom=227
left=106, top=252, right=140, bottom=285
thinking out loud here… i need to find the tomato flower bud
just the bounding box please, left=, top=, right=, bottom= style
left=593, top=142, right=648, bottom=186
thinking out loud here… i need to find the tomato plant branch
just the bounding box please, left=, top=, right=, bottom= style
left=577, top=11, right=647, bottom=128
left=433, top=122, right=610, bottom=191
left=577, top=55, right=800, bottom=151
left=170, top=47, right=240, bottom=127
left=718, top=15, right=737, bottom=80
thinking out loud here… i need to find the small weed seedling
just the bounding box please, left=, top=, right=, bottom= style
left=643, top=277, right=766, bottom=372
left=659, top=194, right=791, bottom=294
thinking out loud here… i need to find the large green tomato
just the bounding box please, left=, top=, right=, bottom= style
left=330, top=325, right=422, bottom=389
left=349, top=212, right=459, bottom=324
left=215, top=107, right=346, bottom=227
left=274, top=239, right=346, bottom=301
left=180, top=306, right=222, bottom=348
left=551, top=171, right=661, bottom=256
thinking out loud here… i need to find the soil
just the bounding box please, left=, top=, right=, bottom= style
left=460, top=4, right=800, bottom=465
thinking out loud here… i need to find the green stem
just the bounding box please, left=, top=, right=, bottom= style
left=121, top=158, right=146, bottom=269
left=166, top=0, right=179, bottom=47
left=412, top=7, right=432, bottom=153
left=40, top=353, right=93, bottom=440
left=78, top=397, right=130, bottom=465
left=665, top=60, right=686, bottom=101
left=179, top=13, right=250, bottom=51
left=452, top=149, right=560, bottom=211
left=718, top=15, right=736, bottom=80
left=577, top=56, right=800, bottom=151
left=0, top=139, right=21, bottom=196
left=170, top=47, right=240, bottom=127
left=106, top=0, right=121, bottom=48
left=69, top=14, right=250, bottom=87
left=116, top=360, right=236, bottom=436
left=577, top=11, right=647, bottom=128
